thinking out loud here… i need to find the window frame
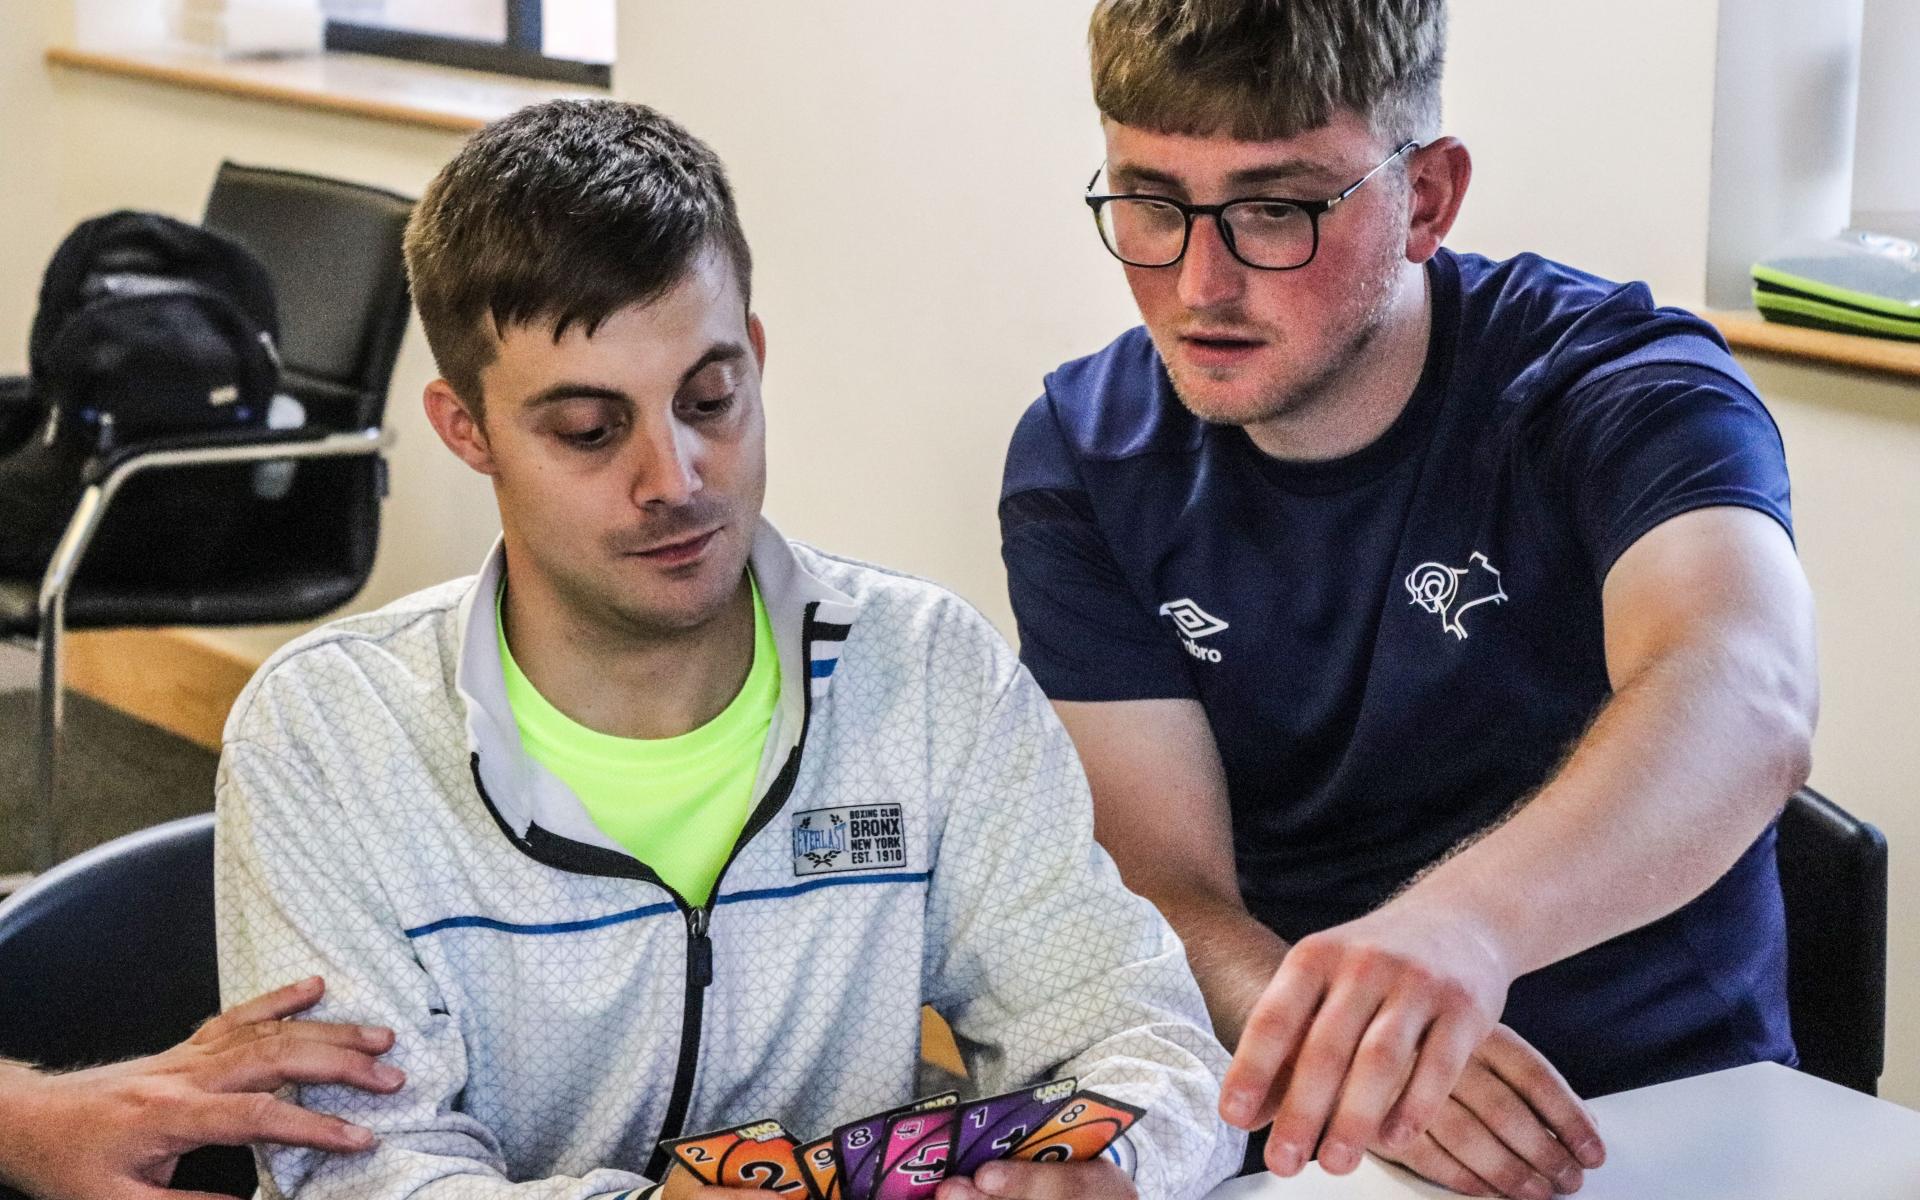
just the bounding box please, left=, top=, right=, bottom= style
left=323, top=0, right=610, bottom=89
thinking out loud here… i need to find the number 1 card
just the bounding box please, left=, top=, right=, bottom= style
left=945, top=1077, right=1078, bottom=1180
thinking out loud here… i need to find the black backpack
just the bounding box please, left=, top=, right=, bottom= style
left=0, top=211, right=283, bottom=583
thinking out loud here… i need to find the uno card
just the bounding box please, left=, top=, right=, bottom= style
left=1004, top=1090, right=1144, bottom=1165
left=797, top=1135, right=843, bottom=1200
left=871, top=1107, right=957, bottom=1200
left=664, top=1118, right=809, bottom=1194
left=835, top=1092, right=957, bottom=1200
left=946, top=1077, right=1077, bottom=1180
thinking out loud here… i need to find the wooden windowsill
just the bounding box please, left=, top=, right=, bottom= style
left=45, top=43, right=604, bottom=134
left=1702, top=310, right=1920, bottom=384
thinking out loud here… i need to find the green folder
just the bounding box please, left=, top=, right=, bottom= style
left=1752, top=230, right=1920, bottom=341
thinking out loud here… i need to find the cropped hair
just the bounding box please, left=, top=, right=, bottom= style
left=1089, top=0, right=1447, bottom=144
left=404, top=99, right=752, bottom=409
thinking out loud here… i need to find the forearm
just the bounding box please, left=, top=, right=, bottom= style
left=1137, top=880, right=1290, bottom=1050
left=1403, top=636, right=1815, bottom=979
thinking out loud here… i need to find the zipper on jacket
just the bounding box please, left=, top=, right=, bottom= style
left=468, top=603, right=835, bottom=1182
left=640, top=600, right=827, bottom=1180
left=644, top=903, right=714, bottom=1179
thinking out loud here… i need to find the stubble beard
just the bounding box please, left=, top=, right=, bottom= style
left=1167, top=246, right=1406, bottom=432
left=532, top=517, right=749, bottom=651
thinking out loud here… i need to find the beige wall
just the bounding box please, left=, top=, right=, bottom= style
left=1443, top=2, right=1722, bottom=307
left=0, top=1, right=1912, bottom=1104
left=1742, top=356, right=1920, bottom=1109
left=614, top=1, right=1134, bottom=636
left=0, top=6, right=67, bottom=361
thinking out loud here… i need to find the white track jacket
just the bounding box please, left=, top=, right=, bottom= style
left=215, top=522, right=1243, bottom=1200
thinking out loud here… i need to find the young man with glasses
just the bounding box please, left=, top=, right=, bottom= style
left=215, top=99, right=1241, bottom=1200
left=1001, top=2, right=1818, bottom=1197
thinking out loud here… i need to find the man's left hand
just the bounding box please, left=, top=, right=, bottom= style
left=1219, top=901, right=1512, bottom=1178
left=1372, top=1024, right=1604, bottom=1198
left=935, top=1159, right=1136, bottom=1200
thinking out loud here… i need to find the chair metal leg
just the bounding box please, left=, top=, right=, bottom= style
left=30, top=482, right=104, bottom=878
left=34, top=592, right=64, bottom=875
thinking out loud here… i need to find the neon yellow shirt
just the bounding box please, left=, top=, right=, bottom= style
left=498, top=577, right=780, bottom=906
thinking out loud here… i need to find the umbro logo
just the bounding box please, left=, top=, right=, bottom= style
left=1158, top=598, right=1228, bottom=662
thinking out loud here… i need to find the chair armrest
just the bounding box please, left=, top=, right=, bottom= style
left=86, top=424, right=387, bottom=485
left=34, top=426, right=392, bottom=616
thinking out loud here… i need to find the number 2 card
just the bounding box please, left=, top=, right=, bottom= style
left=664, top=1118, right=809, bottom=1193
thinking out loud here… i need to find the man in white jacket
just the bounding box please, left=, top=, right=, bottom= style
left=215, top=99, right=1242, bottom=1200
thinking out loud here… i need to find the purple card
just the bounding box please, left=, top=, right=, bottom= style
left=946, top=1077, right=1077, bottom=1180
left=871, top=1108, right=957, bottom=1200
left=835, top=1092, right=957, bottom=1200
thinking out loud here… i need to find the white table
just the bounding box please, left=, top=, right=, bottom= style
left=1206, top=1062, right=1920, bottom=1199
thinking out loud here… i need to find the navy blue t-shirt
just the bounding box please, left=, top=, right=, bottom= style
left=1000, top=248, right=1796, bottom=1098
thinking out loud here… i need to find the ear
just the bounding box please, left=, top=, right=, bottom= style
left=747, top=311, right=767, bottom=372
left=423, top=379, right=499, bottom=477
left=1404, top=137, right=1472, bottom=264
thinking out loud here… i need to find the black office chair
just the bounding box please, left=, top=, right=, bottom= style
left=0, top=813, right=254, bottom=1197
left=0, top=163, right=412, bottom=878
left=1776, top=786, right=1888, bottom=1095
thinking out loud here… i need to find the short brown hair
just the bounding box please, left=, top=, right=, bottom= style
left=1089, top=0, right=1446, bottom=144
left=403, top=99, right=753, bottom=409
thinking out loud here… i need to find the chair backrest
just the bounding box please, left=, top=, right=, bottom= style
left=175, top=163, right=416, bottom=616
left=202, top=162, right=413, bottom=432
left=0, top=813, right=253, bottom=1194
left=1776, top=786, right=1888, bottom=1095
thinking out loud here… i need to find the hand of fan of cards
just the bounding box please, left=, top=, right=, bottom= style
left=661, top=1077, right=1144, bottom=1199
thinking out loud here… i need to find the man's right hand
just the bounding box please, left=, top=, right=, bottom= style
left=0, top=976, right=402, bottom=1200
left=1370, top=1025, right=1604, bottom=1199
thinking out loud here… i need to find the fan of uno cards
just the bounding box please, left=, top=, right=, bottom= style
left=666, top=1079, right=1141, bottom=1200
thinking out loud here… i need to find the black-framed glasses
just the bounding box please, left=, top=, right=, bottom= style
left=1084, top=140, right=1419, bottom=271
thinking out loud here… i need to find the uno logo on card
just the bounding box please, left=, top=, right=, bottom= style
left=792, top=804, right=908, bottom=876
left=1032, top=1080, right=1077, bottom=1105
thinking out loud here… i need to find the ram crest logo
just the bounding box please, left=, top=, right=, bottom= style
left=1404, top=552, right=1508, bottom=640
